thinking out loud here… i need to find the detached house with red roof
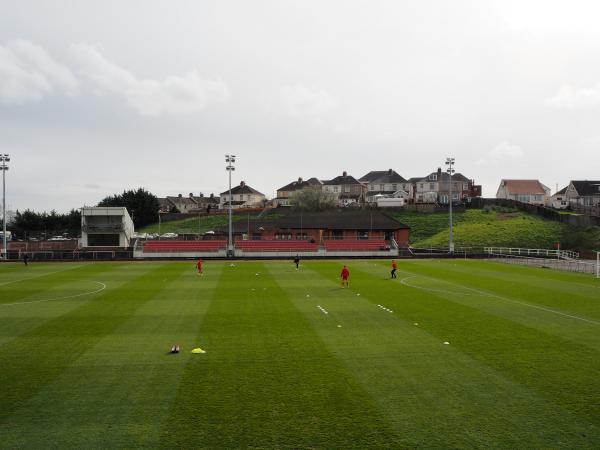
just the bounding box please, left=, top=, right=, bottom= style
left=496, top=179, right=550, bottom=206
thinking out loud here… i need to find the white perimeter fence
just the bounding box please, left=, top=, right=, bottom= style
left=487, top=251, right=599, bottom=278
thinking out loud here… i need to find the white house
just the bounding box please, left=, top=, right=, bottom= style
left=219, top=181, right=266, bottom=209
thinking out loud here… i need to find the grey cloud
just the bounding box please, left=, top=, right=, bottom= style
left=70, top=43, right=230, bottom=116
left=0, top=39, right=78, bottom=104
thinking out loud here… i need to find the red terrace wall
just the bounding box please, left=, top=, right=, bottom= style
left=394, top=229, right=410, bottom=247
left=236, top=228, right=407, bottom=243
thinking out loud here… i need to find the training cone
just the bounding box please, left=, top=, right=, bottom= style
left=191, top=348, right=206, bottom=354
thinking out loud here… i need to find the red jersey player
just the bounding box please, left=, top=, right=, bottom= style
left=196, top=258, right=203, bottom=276
left=341, top=265, right=350, bottom=288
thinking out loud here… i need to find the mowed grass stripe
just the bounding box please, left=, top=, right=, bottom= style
left=2, top=262, right=221, bottom=449
left=388, top=260, right=600, bottom=352
left=0, top=263, right=133, bottom=347
left=283, top=261, right=599, bottom=447
left=408, top=259, right=600, bottom=320
left=347, top=261, right=600, bottom=429
left=0, top=262, right=94, bottom=304
left=0, top=262, right=170, bottom=425
left=0, top=262, right=85, bottom=287
left=160, top=261, right=402, bottom=449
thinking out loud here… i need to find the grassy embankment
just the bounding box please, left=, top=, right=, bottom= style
left=391, top=208, right=600, bottom=250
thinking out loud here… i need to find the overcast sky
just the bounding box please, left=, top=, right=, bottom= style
left=2, top=0, right=600, bottom=212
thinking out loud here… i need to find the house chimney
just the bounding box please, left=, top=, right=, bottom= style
left=343, top=171, right=347, bottom=177
left=388, top=169, right=392, bottom=175
left=298, top=177, right=303, bottom=183
left=210, top=193, right=214, bottom=198
left=437, top=167, right=442, bottom=178
left=178, top=193, right=183, bottom=198
left=189, top=193, right=193, bottom=197
left=240, top=181, right=246, bottom=187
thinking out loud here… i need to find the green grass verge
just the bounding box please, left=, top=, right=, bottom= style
left=1, top=260, right=600, bottom=448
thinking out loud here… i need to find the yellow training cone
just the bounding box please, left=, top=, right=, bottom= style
left=191, top=348, right=206, bottom=354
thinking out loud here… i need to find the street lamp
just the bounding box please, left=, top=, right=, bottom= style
left=1, top=154, right=9, bottom=259
left=226, top=155, right=236, bottom=257
left=445, top=157, right=455, bottom=253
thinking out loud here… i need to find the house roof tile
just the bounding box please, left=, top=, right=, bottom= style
left=500, top=179, right=549, bottom=195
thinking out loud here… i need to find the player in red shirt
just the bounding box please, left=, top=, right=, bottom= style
left=196, top=258, right=203, bottom=276
left=391, top=259, right=398, bottom=279
left=341, top=265, right=350, bottom=288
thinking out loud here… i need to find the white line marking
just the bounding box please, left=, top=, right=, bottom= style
left=0, top=265, right=84, bottom=287
left=399, top=273, right=600, bottom=326
left=1, top=281, right=107, bottom=306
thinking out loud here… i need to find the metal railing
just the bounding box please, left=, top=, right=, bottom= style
left=488, top=253, right=598, bottom=276
left=484, top=247, right=579, bottom=259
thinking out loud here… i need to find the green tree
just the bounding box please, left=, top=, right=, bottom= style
left=289, top=187, right=337, bottom=211
left=97, top=188, right=160, bottom=228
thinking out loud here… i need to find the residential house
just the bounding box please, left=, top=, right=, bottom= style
left=165, top=194, right=197, bottom=213
left=414, top=168, right=479, bottom=204
left=564, top=180, right=600, bottom=207
left=496, top=179, right=550, bottom=205
left=322, top=171, right=368, bottom=206
left=219, top=181, right=266, bottom=209
left=549, top=186, right=569, bottom=209
left=191, top=193, right=220, bottom=213
left=274, top=177, right=323, bottom=207
left=359, top=169, right=413, bottom=203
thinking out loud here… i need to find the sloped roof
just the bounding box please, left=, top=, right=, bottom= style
left=214, top=211, right=409, bottom=233
left=323, top=173, right=364, bottom=186
left=570, top=180, right=600, bottom=196
left=417, top=172, right=470, bottom=183
left=360, top=169, right=407, bottom=184
left=192, top=195, right=219, bottom=205
left=277, top=177, right=322, bottom=192
left=500, top=180, right=548, bottom=195
left=166, top=196, right=196, bottom=205
left=220, top=182, right=264, bottom=196
left=553, top=186, right=568, bottom=196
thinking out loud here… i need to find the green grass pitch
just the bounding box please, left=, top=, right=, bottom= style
left=1, top=259, right=599, bottom=448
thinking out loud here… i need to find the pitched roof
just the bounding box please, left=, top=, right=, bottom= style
left=220, top=182, right=264, bottom=196
left=323, top=172, right=364, bottom=186
left=192, top=195, right=219, bottom=205
left=277, top=177, right=322, bottom=192
left=500, top=180, right=549, bottom=195
left=360, top=169, right=407, bottom=184
left=553, top=186, right=568, bottom=196
left=570, top=180, right=600, bottom=196
left=417, top=172, right=469, bottom=183
left=214, top=210, right=409, bottom=233
left=166, top=196, right=196, bottom=205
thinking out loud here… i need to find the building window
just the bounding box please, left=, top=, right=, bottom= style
left=334, top=186, right=339, bottom=192
left=345, top=186, right=350, bottom=193
left=379, top=184, right=385, bottom=191
left=429, top=183, right=435, bottom=190
left=392, top=184, right=397, bottom=190
left=296, top=233, right=308, bottom=240
left=419, top=183, right=424, bottom=189
left=275, top=233, right=292, bottom=240
left=430, top=174, right=437, bottom=181
left=357, top=231, right=369, bottom=240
